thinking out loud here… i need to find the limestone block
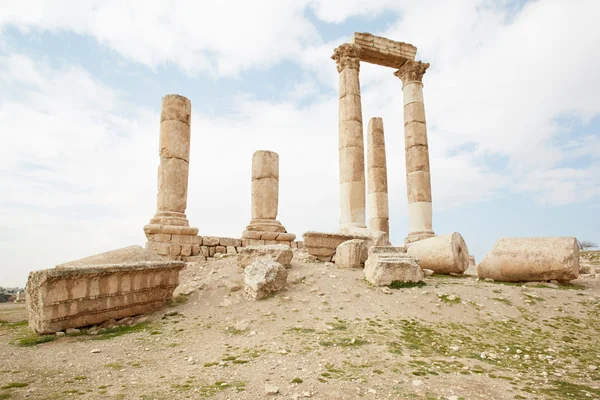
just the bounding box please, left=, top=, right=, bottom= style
left=297, top=241, right=305, bottom=249
left=261, top=232, right=280, bottom=240
left=147, top=233, right=171, bottom=243
left=369, top=246, right=406, bottom=255
left=477, top=237, right=579, bottom=283
left=405, top=145, right=430, bottom=173
left=252, top=178, right=279, bottom=220
left=336, top=240, right=367, bottom=269
left=364, top=251, right=423, bottom=286
left=404, top=121, right=428, bottom=149
left=404, top=102, right=426, bottom=124
left=252, top=150, right=279, bottom=180
left=338, top=147, right=365, bottom=183
left=144, top=224, right=198, bottom=236
left=339, top=181, right=366, bottom=227
left=368, top=192, right=389, bottom=218
left=402, top=82, right=424, bottom=105
left=338, top=66, right=361, bottom=98
left=215, top=246, right=226, bottom=254
left=146, top=241, right=170, bottom=256
left=237, top=245, right=293, bottom=269
left=339, top=94, right=363, bottom=124
left=159, top=119, right=190, bottom=161
left=242, top=230, right=263, bottom=239
left=406, top=171, right=432, bottom=203
left=26, top=261, right=184, bottom=334
left=156, top=157, right=189, bottom=213
left=265, top=240, right=278, bottom=245
left=200, top=246, right=209, bottom=257
left=290, top=242, right=298, bottom=249
left=226, top=246, right=237, bottom=255
left=244, top=259, right=288, bottom=300
left=203, top=236, right=219, bottom=246
left=191, top=245, right=201, bottom=256
left=246, top=239, right=265, bottom=246
left=171, top=234, right=202, bottom=245
left=169, top=244, right=182, bottom=257
left=406, top=233, right=469, bottom=274
left=57, top=246, right=163, bottom=269
left=160, top=94, right=191, bottom=124
left=350, top=32, right=417, bottom=68
left=219, top=237, right=239, bottom=247
left=276, top=233, right=296, bottom=241
left=181, top=244, right=192, bottom=257
left=208, top=247, right=216, bottom=258
left=339, top=120, right=364, bottom=149
left=246, top=219, right=287, bottom=233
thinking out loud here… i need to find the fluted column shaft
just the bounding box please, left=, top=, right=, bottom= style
left=394, top=61, right=435, bottom=244
left=367, top=117, right=389, bottom=235
left=332, top=43, right=366, bottom=230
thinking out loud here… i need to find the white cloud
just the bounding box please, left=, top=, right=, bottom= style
left=0, top=0, right=320, bottom=77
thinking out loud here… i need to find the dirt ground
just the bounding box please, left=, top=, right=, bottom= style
left=2, top=250, right=600, bottom=400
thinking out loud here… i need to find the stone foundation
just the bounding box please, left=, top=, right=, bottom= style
left=26, top=261, right=184, bottom=334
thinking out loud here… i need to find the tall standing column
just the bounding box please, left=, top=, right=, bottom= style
left=151, top=94, right=192, bottom=226
left=332, top=43, right=366, bottom=230
left=243, top=150, right=296, bottom=245
left=144, top=94, right=201, bottom=260
left=394, top=61, right=435, bottom=245
left=367, top=117, right=389, bottom=235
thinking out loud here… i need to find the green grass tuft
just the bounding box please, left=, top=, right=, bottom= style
left=389, top=281, right=426, bottom=289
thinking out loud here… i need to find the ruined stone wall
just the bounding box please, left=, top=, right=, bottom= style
left=146, top=234, right=304, bottom=262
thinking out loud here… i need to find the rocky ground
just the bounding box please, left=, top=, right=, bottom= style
left=2, top=250, right=600, bottom=399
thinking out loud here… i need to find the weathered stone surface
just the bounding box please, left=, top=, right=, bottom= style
left=477, top=237, right=579, bottom=282
left=244, top=259, right=288, bottom=300
left=367, top=117, right=389, bottom=235
left=57, top=246, right=163, bottom=269
left=237, top=245, right=293, bottom=268
left=364, top=252, right=423, bottom=286
left=393, top=62, right=435, bottom=245
left=226, top=246, right=237, bottom=255
left=369, top=246, right=406, bottom=255
left=351, top=32, right=417, bottom=68
left=336, top=239, right=367, bottom=269
left=333, top=43, right=366, bottom=230
left=26, top=261, right=184, bottom=334
left=406, top=233, right=469, bottom=274
left=145, top=94, right=198, bottom=258
left=203, top=236, right=219, bottom=246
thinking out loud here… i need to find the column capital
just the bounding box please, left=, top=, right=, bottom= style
left=394, top=60, right=430, bottom=84
left=331, top=43, right=362, bottom=73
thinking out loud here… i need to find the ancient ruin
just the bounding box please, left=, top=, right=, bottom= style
left=26, top=246, right=184, bottom=334
left=242, top=150, right=296, bottom=245
left=367, top=117, right=389, bottom=236
left=144, top=94, right=202, bottom=260
left=478, top=237, right=580, bottom=282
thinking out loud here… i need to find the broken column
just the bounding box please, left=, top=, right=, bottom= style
left=242, top=150, right=296, bottom=244
left=394, top=61, right=435, bottom=246
left=332, top=43, right=366, bottom=230
left=406, top=233, right=469, bottom=275
left=478, top=237, right=579, bottom=282
left=144, top=94, right=201, bottom=260
left=367, top=117, right=389, bottom=235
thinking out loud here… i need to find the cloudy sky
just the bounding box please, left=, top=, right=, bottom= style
left=1, top=0, right=599, bottom=287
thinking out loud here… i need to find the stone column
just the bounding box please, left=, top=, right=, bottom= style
left=150, top=94, right=192, bottom=226
left=144, top=94, right=201, bottom=260
left=367, top=117, right=389, bottom=235
left=332, top=43, right=366, bottom=230
left=243, top=150, right=296, bottom=245
left=394, top=61, right=435, bottom=245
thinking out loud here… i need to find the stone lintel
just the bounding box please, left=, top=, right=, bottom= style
left=351, top=32, right=417, bottom=68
